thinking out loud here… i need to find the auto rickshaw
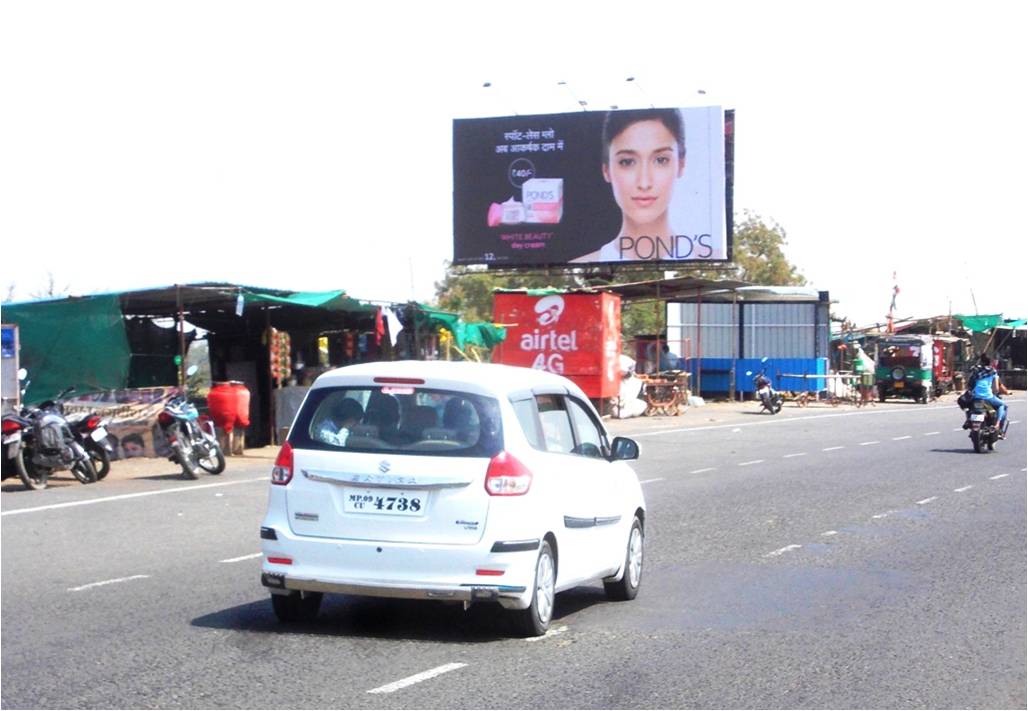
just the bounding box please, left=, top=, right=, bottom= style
left=876, top=334, right=934, bottom=403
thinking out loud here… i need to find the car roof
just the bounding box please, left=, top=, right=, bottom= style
left=311, top=360, right=583, bottom=400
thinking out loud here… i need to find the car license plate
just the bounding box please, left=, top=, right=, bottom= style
left=343, top=488, right=424, bottom=516
left=2, top=432, right=21, bottom=445
left=894, top=382, right=904, bottom=389
left=90, top=427, right=108, bottom=442
left=970, top=413, right=985, bottom=422
left=757, top=386, right=770, bottom=396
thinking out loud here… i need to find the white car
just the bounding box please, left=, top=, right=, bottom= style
left=260, top=360, right=645, bottom=636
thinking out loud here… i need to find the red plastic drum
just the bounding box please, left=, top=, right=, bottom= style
left=207, top=382, right=238, bottom=433
left=232, top=382, right=251, bottom=428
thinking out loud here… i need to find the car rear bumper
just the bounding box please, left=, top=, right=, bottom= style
left=261, top=571, right=526, bottom=603
left=259, top=524, right=538, bottom=608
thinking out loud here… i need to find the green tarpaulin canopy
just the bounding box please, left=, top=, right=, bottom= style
left=243, top=289, right=377, bottom=313
left=955, top=314, right=1005, bottom=333
left=3, top=284, right=381, bottom=404
left=2, top=294, right=132, bottom=403
left=412, top=304, right=506, bottom=349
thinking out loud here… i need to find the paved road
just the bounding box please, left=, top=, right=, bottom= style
left=2, top=398, right=1025, bottom=709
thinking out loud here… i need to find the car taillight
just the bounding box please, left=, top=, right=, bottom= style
left=2, top=419, right=22, bottom=434
left=271, top=441, right=293, bottom=485
left=157, top=411, right=174, bottom=426
left=484, top=451, right=532, bottom=496
left=85, top=415, right=101, bottom=430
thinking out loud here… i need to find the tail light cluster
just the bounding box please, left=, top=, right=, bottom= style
left=484, top=451, right=532, bottom=496
left=157, top=411, right=174, bottom=427
left=2, top=419, right=22, bottom=434
left=85, top=415, right=102, bottom=430
left=271, top=441, right=294, bottom=485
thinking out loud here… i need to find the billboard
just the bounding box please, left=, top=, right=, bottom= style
left=453, top=106, right=728, bottom=267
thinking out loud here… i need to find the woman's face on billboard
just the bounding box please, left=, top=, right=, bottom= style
left=603, top=119, right=685, bottom=233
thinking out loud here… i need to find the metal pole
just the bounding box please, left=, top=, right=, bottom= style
left=655, top=282, right=662, bottom=373
left=176, top=284, right=186, bottom=389
left=731, top=289, right=738, bottom=401
left=266, top=305, right=274, bottom=446
left=695, top=287, right=703, bottom=396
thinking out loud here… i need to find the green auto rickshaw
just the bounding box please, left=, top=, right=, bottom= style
left=876, top=334, right=934, bottom=404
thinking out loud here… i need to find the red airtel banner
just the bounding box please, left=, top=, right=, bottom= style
left=492, top=292, right=621, bottom=399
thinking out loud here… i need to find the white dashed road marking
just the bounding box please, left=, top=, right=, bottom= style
left=821, top=531, right=838, bottom=537
left=923, top=432, right=940, bottom=436
left=68, top=575, right=150, bottom=592
left=690, top=467, right=716, bottom=474
left=823, top=446, right=844, bottom=451
left=990, top=474, right=1010, bottom=480
left=638, top=478, right=664, bottom=485
left=765, top=544, right=802, bottom=558
left=2, top=477, right=267, bottom=517
left=860, top=441, right=880, bottom=446
left=783, top=452, right=807, bottom=458
left=954, top=486, right=974, bottom=493
left=892, top=435, right=912, bottom=441
left=220, top=552, right=262, bottom=563
left=916, top=497, right=937, bottom=505
left=872, top=511, right=893, bottom=519
left=738, top=460, right=764, bottom=467
left=367, top=663, right=467, bottom=694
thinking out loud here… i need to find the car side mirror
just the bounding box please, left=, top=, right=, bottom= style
left=609, top=436, right=640, bottom=461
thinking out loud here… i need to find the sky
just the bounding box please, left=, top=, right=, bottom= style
left=2, top=0, right=1025, bottom=329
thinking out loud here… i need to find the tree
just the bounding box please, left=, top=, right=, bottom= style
left=690, top=211, right=805, bottom=285
left=29, top=273, right=70, bottom=300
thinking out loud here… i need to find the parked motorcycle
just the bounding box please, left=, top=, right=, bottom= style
left=960, top=392, right=1005, bottom=453
left=747, top=361, right=783, bottom=415
left=68, top=412, right=114, bottom=480
left=157, top=367, right=225, bottom=479
left=3, top=385, right=97, bottom=490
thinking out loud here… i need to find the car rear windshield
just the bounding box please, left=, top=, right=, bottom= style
left=290, top=385, right=503, bottom=457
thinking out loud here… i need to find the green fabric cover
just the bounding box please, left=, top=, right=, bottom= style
left=955, top=314, right=1004, bottom=333
left=2, top=295, right=131, bottom=403
left=243, top=289, right=377, bottom=313
left=413, top=304, right=506, bottom=349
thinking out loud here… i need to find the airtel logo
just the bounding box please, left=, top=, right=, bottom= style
left=534, top=296, right=564, bottom=326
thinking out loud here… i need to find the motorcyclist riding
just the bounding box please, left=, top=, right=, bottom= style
left=964, top=354, right=1009, bottom=438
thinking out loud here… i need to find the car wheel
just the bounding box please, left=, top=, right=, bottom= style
left=512, top=540, right=555, bottom=637
left=271, top=591, right=323, bottom=623
left=604, top=516, right=644, bottom=601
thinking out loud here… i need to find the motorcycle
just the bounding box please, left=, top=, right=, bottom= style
left=3, top=385, right=98, bottom=490
left=68, top=411, right=114, bottom=480
left=747, top=361, right=783, bottom=415
left=157, top=367, right=225, bottom=479
left=959, top=392, right=1005, bottom=453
